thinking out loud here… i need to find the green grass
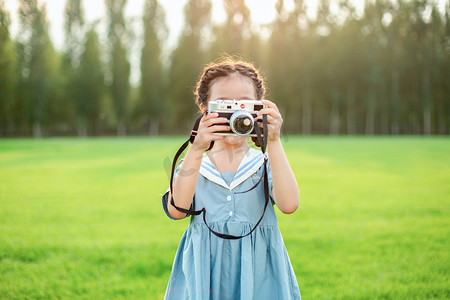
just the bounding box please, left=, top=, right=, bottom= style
left=0, top=136, right=448, bottom=299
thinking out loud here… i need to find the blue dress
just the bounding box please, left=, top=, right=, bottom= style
left=162, top=148, right=301, bottom=299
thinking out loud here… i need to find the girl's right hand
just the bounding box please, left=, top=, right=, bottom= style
left=191, top=112, right=230, bottom=152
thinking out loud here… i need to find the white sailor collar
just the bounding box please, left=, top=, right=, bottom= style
left=199, top=147, right=267, bottom=191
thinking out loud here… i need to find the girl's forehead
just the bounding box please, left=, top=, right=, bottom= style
left=209, top=74, right=256, bottom=100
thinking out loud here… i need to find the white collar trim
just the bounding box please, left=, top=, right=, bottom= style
left=199, top=147, right=266, bottom=190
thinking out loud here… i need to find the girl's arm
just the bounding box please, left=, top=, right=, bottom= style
left=257, top=100, right=299, bottom=214
left=267, top=139, right=299, bottom=214
left=167, top=112, right=229, bottom=219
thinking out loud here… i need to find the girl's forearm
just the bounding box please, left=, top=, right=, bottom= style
left=168, top=145, right=204, bottom=219
left=267, top=139, right=299, bottom=214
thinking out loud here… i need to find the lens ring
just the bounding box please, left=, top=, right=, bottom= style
left=230, top=111, right=254, bottom=136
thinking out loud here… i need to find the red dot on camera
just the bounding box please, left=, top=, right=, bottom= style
left=240, top=104, right=245, bottom=109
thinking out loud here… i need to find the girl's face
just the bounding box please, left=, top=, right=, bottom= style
left=202, top=73, right=258, bottom=146
left=208, top=73, right=257, bottom=104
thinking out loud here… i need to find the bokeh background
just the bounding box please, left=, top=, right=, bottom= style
left=0, top=0, right=449, bottom=137
left=0, top=0, right=449, bottom=299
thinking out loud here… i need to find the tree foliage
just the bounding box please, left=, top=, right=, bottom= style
left=136, top=0, right=167, bottom=135
left=0, top=0, right=448, bottom=136
left=63, top=0, right=84, bottom=135
left=105, top=0, right=130, bottom=135
left=17, top=0, right=56, bottom=137
left=0, top=0, right=17, bottom=134
left=77, top=27, right=104, bottom=135
left=167, top=0, right=212, bottom=131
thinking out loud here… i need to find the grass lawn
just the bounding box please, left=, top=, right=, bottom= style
left=0, top=136, right=448, bottom=299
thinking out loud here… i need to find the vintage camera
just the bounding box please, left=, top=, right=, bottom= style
left=208, top=100, right=265, bottom=136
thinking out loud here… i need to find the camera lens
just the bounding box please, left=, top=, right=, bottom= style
left=230, top=111, right=254, bottom=135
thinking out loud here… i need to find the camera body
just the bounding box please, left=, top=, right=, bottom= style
left=208, top=100, right=265, bottom=136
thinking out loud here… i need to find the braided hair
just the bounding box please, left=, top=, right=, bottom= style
left=195, top=58, right=266, bottom=107
left=194, top=58, right=266, bottom=147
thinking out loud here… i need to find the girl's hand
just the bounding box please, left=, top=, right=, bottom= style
left=191, top=112, right=230, bottom=152
left=256, top=100, right=283, bottom=144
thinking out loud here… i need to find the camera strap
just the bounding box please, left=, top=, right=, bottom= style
left=169, top=112, right=270, bottom=240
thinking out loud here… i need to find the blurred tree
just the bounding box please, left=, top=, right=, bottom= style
left=0, top=0, right=17, bottom=135
left=385, top=0, right=402, bottom=134
left=17, top=0, right=55, bottom=137
left=63, top=0, right=84, bottom=68
left=211, top=0, right=250, bottom=57
left=1, top=0, right=448, bottom=136
left=63, top=0, right=85, bottom=135
left=266, top=0, right=300, bottom=132
left=291, top=0, right=317, bottom=135
left=435, top=2, right=450, bottom=134
left=13, top=40, right=29, bottom=135
left=105, top=0, right=130, bottom=136
left=417, top=1, right=445, bottom=135
left=410, top=0, right=431, bottom=134
left=361, top=0, right=386, bottom=135
left=337, top=1, right=364, bottom=135
left=167, top=0, right=211, bottom=132
left=326, top=0, right=360, bottom=135
left=111, top=38, right=130, bottom=136
left=137, top=0, right=167, bottom=135
left=77, top=27, right=104, bottom=136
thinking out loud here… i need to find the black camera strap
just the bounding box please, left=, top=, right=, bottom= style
left=169, top=112, right=270, bottom=240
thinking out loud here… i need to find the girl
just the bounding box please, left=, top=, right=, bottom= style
left=162, top=58, right=301, bottom=299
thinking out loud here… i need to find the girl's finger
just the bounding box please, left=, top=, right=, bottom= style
left=256, top=115, right=277, bottom=127
left=257, top=108, right=277, bottom=118
left=256, top=109, right=280, bottom=121
left=200, top=114, right=227, bottom=128
left=201, top=112, right=219, bottom=123
left=202, top=117, right=228, bottom=128
left=206, top=125, right=230, bottom=133
left=261, top=100, right=280, bottom=113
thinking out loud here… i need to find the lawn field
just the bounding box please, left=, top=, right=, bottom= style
left=0, top=136, right=449, bottom=299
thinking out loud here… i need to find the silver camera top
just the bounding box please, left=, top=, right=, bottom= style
left=208, top=100, right=265, bottom=136
left=208, top=100, right=264, bottom=113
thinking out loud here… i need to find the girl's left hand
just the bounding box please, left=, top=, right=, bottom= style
left=256, top=100, right=283, bottom=144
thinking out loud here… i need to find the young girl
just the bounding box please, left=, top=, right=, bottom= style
left=162, top=59, right=301, bottom=299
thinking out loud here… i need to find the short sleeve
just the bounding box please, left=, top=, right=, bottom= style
left=161, top=188, right=178, bottom=220
left=161, top=160, right=192, bottom=220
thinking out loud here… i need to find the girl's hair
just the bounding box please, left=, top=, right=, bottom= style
left=194, top=57, right=266, bottom=147
left=194, top=58, right=266, bottom=107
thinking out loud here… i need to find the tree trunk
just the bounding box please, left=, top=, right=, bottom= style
left=302, top=88, right=312, bottom=135
left=346, top=84, right=357, bottom=135
left=117, top=122, right=126, bottom=136
left=330, top=104, right=340, bottom=135
left=365, top=93, right=376, bottom=135
left=149, top=118, right=159, bottom=135
left=390, top=68, right=400, bottom=135
left=77, top=125, right=87, bottom=137
left=77, top=116, right=87, bottom=137
left=329, top=90, right=340, bottom=135
left=33, top=122, right=42, bottom=138
left=422, top=68, right=432, bottom=135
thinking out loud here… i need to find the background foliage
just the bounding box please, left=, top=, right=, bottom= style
left=0, top=0, right=449, bottom=137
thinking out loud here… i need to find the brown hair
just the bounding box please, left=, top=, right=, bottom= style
left=194, top=57, right=266, bottom=147
left=194, top=58, right=266, bottom=107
